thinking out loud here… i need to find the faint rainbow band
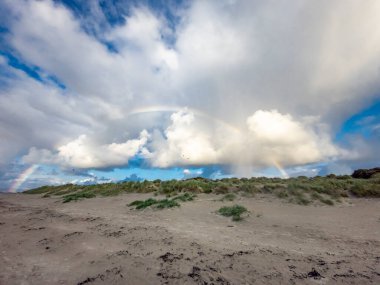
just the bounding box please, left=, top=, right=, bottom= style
left=8, top=164, right=38, bottom=193
left=272, top=161, right=289, bottom=179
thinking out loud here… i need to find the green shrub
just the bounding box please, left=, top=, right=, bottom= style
left=128, top=194, right=193, bottom=210
left=218, top=205, right=248, bottom=221
left=350, top=184, right=380, bottom=197
left=128, top=198, right=158, bottom=209
left=62, top=191, right=96, bottom=203
left=155, top=199, right=180, bottom=209
left=172, top=193, right=196, bottom=202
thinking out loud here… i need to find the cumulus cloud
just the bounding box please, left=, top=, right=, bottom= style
left=108, top=8, right=179, bottom=70
left=173, top=0, right=380, bottom=126
left=146, top=109, right=339, bottom=172
left=148, top=110, right=220, bottom=167
left=22, top=107, right=339, bottom=172
left=71, top=173, right=112, bottom=185
left=1, top=0, right=380, bottom=183
left=24, top=130, right=150, bottom=169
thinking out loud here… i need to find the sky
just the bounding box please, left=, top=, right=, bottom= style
left=0, top=0, right=380, bottom=192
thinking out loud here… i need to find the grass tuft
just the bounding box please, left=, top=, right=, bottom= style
left=62, top=192, right=96, bottom=203
left=155, top=199, right=180, bottom=209
left=172, top=193, right=196, bottom=202
left=128, top=198, right=158, bottom=209
left=128, top=194, right=194, bottom=210
left=218, top=205, right=248, bottom=221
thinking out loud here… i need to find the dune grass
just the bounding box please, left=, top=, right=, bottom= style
left=128, top=198, right=180, bottom=210
left=128, top=193, right=196, bottom=210
left=23, top=172, right=380, bottom=205
left=128, top=198, right=158, bottom=209
left=62, top=191, right=96, bottom=203
left=172, top=192, right=196, bottom=202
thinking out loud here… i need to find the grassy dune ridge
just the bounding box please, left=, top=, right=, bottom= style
left=24, top=174, right=380, bottom=205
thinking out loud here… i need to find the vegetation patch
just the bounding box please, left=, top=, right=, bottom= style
left=349, top=183, right=380, bottom=197
left=217, top=205, right=248, bottom=221
left=172, top=193, right=196, bottom=202
left=62, top=191, right=96, bottom=203
left=23, top=168, right=380, bottom=206
left=128, top=194, right=195, bottom=210
left=311, top=192, right=334, bottom=205
left=155, top=199, right=180, bottom=209
left=128, top=198, right=158, bottom=209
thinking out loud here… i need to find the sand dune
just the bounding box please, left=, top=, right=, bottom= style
left=0, top=193, right=379, bottom=284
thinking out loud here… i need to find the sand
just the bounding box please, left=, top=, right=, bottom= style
left=0, top=193, right=379, bottom=285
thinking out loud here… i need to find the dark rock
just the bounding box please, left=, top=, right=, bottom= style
left=352, top=168, right=380, bottom=179
left=307, top=268, right=323, bottom=279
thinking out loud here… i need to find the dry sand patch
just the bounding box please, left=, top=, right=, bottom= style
left=0, top=193, right=379, bottom=284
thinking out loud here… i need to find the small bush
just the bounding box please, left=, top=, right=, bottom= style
left=128, top=194, right=193, bottom=210
left=128, top=198, right=158, bottom=209
left=155, top=199, right=180, bottom=209
left=218, top=205, right=248, bottom=221
left=172, top=193, right=196, bottom=202
left=62, top=192, right=96, bottom=203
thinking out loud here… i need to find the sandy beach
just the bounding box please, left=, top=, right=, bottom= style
left=0, top=193, right=379, bottom=285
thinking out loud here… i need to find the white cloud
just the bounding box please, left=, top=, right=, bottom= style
left=109, top=8, right=178, bottom=69
left=22, top=108, right=339, bottom=171
left=23, top=130, right=149, bottom=169
left=148, top=109, right=339, bottom=171
left=246, top=110, right=312, bottom=144
left=173, top=0, right=380, bottom=125
left=148, top=110, right=220, bottom=167
left=1, top=0, right=380, bottom=179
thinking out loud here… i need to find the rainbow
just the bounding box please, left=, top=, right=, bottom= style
left=272, top=160, right=289, bottom=179
left=8, top=164, right=39, bottom=193
left=128, top=105, right=242, bottom=134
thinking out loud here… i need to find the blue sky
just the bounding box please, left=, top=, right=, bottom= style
left=0, top=0, right=380, bottom=192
